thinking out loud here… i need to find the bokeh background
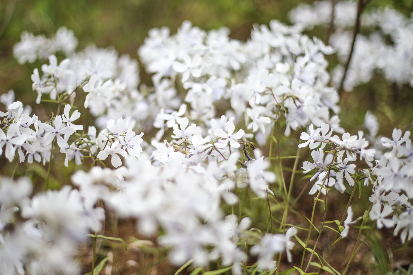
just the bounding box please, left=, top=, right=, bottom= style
left=1, top=0, right=413, bottom=274
left=1, top=0, right=413, bottom=133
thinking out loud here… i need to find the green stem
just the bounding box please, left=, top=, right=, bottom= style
left=276, top=121, right=287, bottom=195
left=46, top=139, right=55, bottom=190
left=342, top=205, right=372, bottom=275
left=301, top=190, right=321, bottom=268
left=301, top=168, right=331, bottom=269
left=279, top=148, right=300, bottom=231
left=269, top=122, right=276, bottom=171
left=11, top=157, right=19, bottom=179
left=92, top=231, right=97, bottom=274
left=324, top=184, right=358, bottom=264
left=305, top=188, right=328, bottom=273
left=92, top=200, right=102, bottom=274
left=266, top=192, right=273, bottom=234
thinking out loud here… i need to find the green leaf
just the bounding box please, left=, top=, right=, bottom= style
left=319, top=258, right=342, bottom=275
left=250, top=265, right=259, bottom=275
left=175, top=259, right=193, bottom=274
left=304, top=247, right=322, bottom=263
left=88, top=234, right=127, bottom=251
left=310, top=262, right=336, bottom=274
left=285, top=224, right=309, bottom=231
left=315, top=198, right=325, bottom=203
left=293, top=266, right=305, bottom=275
left=42, top=99, right=60, bottom=104
left=353, top=226, right=372, bottom=230
left=203, top=266, right=232, bottom=275
left=97, top=159, right=106, bottom=168
left=294, top=234, right=306, bottom=248
left=301, top=174, right=314, bottom=180
left=332, top=236, right=342, bottom=246
left=189, top=268, right=204, bottom=275
left=324, top=226, right=341, bottom=234
left=280, top=268, right=296, bottom=275
left=93, top=256, right=109, bottom=275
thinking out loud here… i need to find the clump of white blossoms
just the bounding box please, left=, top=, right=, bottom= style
left=0, top=3, right=411, bottom=273
left=290, top=0, right=413, bottom=91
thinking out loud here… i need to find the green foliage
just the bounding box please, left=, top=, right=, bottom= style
left=88, top=234, right=128, bottom=251
left=387, top=265, right=413, bottom=275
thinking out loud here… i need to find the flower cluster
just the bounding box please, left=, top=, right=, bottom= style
left=290, top=0, right=413, bottom=91
left=0, top=177, right=103, bottom=274
left=2, top=4, right=412, bottom=274
left=299, top=119, right=413, bottom=243
left=0, top=98, right=144, bottom=169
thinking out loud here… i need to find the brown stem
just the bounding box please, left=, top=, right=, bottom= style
left=212, top=143, right=227, bottom=161
left=326, top=0, right=337, bottom=44
left=338, top=0, right=369, bottom=93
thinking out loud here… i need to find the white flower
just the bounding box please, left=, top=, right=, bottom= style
left=285, top=227, right=297, bottom=262
left=393, top=208, right=413, bottom=243
left=121, top=130, right=143, bottom=158
left=42, top=115, right=75, bottom=149
left=302, top=149, right=333, bottom=177
left=172, top=117, right=197, bottom=140
left=62, top=105, right=83, bottom=131
left=214, top=120, right=244, bottom=149
left=381, top=129, right=410, bottom=154
left=247, top=149, right=276, bottom=197
left=370, top=203, right=394, bottom=229
left=21, top=187, right=104, bottom=241
left=0, top=124, right=27, bottom=161
left=341, top=206, right=354, bottom=238
left=0, top=177, right=32, bottom=207
left=246, top=108, right=271, bottom=134
left=97, top=140, right=126, bottom=168
left=251, top=234, right=285, bottom=270
left=61, top=143, right=84, bottom=167
left=172, top=55, right=202, bottom=82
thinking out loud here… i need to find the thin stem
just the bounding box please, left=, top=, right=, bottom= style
left=56, top=93, right=63, bottom=116
left=276, top=121, right=287, bottom=195
left=11, top=157, right=19, bottom=179
left=276, top=252, right=282, bottom=275
left=92, top=231, right=97, bottom=273
left=281, top=148, right=300, bottom=226
left=324, top=184, right=358, bottom=263
left=342, top=205, right=372, bottom=275
left=92, top=199, right=102, bottom=274
left=338, top=0, right=367, bottom=93
left=212, top=144, right=227, bottom=161
left=305, top=186, right=328, bottom=273
left=266, top=192, right=273, bottom=234
left=269, top=122, right=277, bottom=171
left=301, top=169, right=330, bottom=269
left=301, top=190, right=321, bottom=268
left=291, top=180, right=311, bottom=208
left=46, top=138, right=55, bottom=190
